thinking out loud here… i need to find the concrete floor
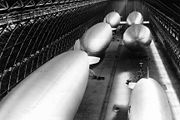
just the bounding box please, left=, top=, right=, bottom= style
left=74, top=36, right=120, bottom=120
left=74, top=31, right=180, bottom=120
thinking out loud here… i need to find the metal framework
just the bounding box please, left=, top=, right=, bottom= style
left=144, top=2, right=180, bottom=71
left=0, top=0, right=110, bottom=100
left=144, top=0, right=180, bottom=24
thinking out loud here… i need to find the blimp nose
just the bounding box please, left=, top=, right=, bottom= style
left=123, top=24, right=152, bottom=51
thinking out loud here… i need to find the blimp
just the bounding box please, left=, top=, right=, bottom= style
left=128, top=78, right=173, bottom=120
left=74, top=22, right=113, bottom=57
left=126, top=11, right=143, bottom=25
left=103, top=11, right=121, bottom=28
left=123, top=24, right=152, bottom=51
left=0, top=51, right=100, bottom=120
left=104, top=75, right=131, bottom=120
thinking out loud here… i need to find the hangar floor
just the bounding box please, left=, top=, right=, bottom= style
left=74, top=31, right=180, bottom=120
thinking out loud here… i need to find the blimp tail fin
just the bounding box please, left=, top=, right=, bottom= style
left=126, top=79, right=137, bottom=89
left=88, top=56, right=100, bottom=65
left=119, top=21, right=149, bottom=24
left=103, top=17, right=106, bottom=23
left=128, top=82, right=137, bottom=89
left=74, top=39, right=81, bottom=50
left=119, top=21, right=127, bottom=24
left=111, top=28, right=117, bottom=31
left=143, top=21, right=150, bottom=24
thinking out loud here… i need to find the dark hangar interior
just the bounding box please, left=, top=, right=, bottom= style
left=0, top=0, right=180, bottom=120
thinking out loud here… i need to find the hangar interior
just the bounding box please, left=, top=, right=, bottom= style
left=0, top=0, right=180, bottom=120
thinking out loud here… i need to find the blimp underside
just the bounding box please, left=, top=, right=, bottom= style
left=0, top=0, right=180, bottom=120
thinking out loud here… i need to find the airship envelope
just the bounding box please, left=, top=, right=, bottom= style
left=104, top=11, right=121, bottom=28
left=0, top=51, right=99, bottom=120
left=75, top=22, right=112, bottom=57
left=128, top=78, right=173, bottom=120
left=127, top=11, right=143, bottom=25
left=123, top=24, right=151, bottom=50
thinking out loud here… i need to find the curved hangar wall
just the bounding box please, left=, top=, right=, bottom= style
left=0, top=0, right=110, bottom=100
